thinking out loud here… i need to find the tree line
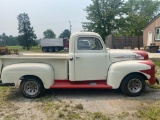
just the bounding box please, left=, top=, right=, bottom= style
left=83, top=0, right=160, bottom=40
left=0, top=33, right=18, bottom=46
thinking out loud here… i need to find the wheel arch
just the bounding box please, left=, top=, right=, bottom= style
left=20, top=75, right=44, bottom=87
left=119, top=72, right=148, bottom=89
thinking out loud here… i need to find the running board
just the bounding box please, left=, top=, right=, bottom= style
left=50, top=80, right=112, bottom=89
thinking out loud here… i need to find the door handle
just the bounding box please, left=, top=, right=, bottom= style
left=69, top=57, right=73, bottom=61
left=76, top=57, right=80, bottom=60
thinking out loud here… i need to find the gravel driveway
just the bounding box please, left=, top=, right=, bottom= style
left=0, top=85, right=159, bottom=120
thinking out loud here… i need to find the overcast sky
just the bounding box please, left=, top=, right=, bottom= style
left=0, top=0, right=92, bottom=39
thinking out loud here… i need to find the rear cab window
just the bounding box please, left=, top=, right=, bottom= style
left=77, top=37, right=103, bottom=50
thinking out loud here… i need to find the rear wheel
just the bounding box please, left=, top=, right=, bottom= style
left=55, top=47, right=59, bottom=52
left=121, top=74, right=146, bottom=97
left=42, top=47, right=48, bottom=52
left=20, top=78, right=45, bottom=98
left=48, top=47, right=53, bottom=52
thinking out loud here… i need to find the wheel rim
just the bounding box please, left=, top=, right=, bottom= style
left=49, top=48, right=53, bottom=52
left=127, top=79, right=142, bottom=93
left=24, top=81, right=39, bottom=96
left=42, top=48, right=47, bottom=52
left=55, top=47, right=59, bottom=52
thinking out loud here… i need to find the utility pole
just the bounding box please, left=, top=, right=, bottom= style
left=69, top=21, right=72, bottom=34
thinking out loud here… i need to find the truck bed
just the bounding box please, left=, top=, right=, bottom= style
left=0, top=53, right=69, bottom=80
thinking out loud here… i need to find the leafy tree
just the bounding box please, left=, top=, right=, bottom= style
left=59, top=29, right=70, bottom=38
left=0, top=33, right=19, bottom=46
left=118, top=0, right=160, bottom=36
left=8, top=35, right=18, bottom=46
left=82, top=0, right=124, bottom=41
left=43, top=29, right=56, bottom=38
left=1, top=33, right=8, bottom=46
left=17, top=13, right=37, bottom=50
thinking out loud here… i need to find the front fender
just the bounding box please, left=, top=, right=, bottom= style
left=1, top=63, right=54, bottom=89
left=107, top=60, right=155, bottom=89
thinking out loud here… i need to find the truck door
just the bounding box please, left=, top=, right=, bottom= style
left=74, top=36, right=106, bottom=81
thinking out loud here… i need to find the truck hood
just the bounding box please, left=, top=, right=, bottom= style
left=109, top=49, right=148, bottom=62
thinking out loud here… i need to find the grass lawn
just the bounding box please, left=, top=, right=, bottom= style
left=6, top=46, right=68, bottom=53
left=7, top=46, right=42, bottom=53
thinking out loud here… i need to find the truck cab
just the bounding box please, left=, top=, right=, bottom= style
left=69, top=32, right=108, bottom=81
left=0, top=32, right=158, bottom=98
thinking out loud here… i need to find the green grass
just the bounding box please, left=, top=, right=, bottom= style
left=75, top=104, right=83, bottom=110
left=136, top=101, right=160, bottom=120
left=117, top=112, right=129, bottom=119
left=0, top=87, right=21, bottom=119
left=154, top=61, right=160, bottom=68
left=7, top=46, right=42, bottom=52
left=92, top=112, right=110, bottom=120
left=6, top=46, right=68, bottom=53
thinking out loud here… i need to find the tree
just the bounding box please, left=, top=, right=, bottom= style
left=43, top=29, right=56, bottom=38
left=82, top=0, right=124, bottom=41
left=118, top=0, right=160, bottom=36
left=0, top=33, right=18, bottom=46
left=59, top=29, right=70, bottom=38
left=8, top=35, right=18, bottom=46
left=1, top=33, right=8, bottom=46
left=17, top=13, right=37, bottom=50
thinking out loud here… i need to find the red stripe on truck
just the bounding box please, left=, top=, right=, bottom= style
left=134, top=51, right=148, bottom=60
left=50, top=80, right=112, bottom=89
left=139, top=60, right=156, bottom=85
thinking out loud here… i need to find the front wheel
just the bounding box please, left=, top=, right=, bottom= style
left=54, top=47, right=59, bottom=52
left=20, top=78, right=45, bottom=98
left=121, top=74, right=146, bottom=97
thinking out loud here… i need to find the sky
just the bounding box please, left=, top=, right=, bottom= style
left=0, top=0, right=92, bottom=39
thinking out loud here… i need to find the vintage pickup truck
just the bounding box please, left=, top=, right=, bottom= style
left=0, top=32, right=158, bottom=98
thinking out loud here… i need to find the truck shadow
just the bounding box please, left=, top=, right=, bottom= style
left=44, top=87, right=160, bottom=101
left=6, top=86, right=160, bottom=102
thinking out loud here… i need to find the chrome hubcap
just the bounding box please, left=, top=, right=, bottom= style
left=128, top=79, right=142, bottom=93
left=24, top=81, right=39, bottom=95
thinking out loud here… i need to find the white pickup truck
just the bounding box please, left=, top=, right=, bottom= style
left=0, top=32, right=158, bottom=98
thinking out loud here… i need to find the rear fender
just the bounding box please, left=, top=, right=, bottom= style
left=1, top=63, right=54, bottom=89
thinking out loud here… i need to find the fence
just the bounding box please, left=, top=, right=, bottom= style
left=105, top=35, right=143, bottom=49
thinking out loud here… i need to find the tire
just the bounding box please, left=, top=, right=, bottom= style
left=55, top=47, right=59, bottom=52
left=42, top=47, right=48, bottom=52
left=121, top=74, right=146, bottom=97
left=48, top=47, right=53, bottom=52
left=20, top=78, right=45, bottom=98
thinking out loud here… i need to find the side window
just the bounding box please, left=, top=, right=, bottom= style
left=77, top=37, right=103, bottom=50
left=155, top=27, right=160, bottom=41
